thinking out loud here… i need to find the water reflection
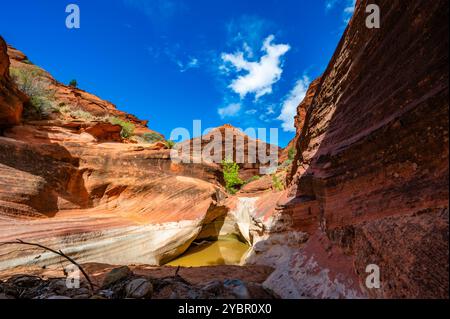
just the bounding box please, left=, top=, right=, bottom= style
left=167, top=237, right=250, bottom=267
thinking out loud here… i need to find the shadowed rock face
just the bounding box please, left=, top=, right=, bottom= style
left=0, top=38, right=25, bottom=126
left=283, top=0, right=448, bottom=298
left=0, top=0, right=448, bottom=299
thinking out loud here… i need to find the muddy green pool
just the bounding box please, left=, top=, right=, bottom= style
left=167, top=238, right=250, bottom=267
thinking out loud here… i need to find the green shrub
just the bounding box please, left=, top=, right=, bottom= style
left=70, top=109, right=94, bottom=120
left=222, top=158, right=244, bottom=194
left=10, top=67, right=56, bottom=118
left=109, top=117, right=135, bottom=139
left=245, top=175, right=261, bottom=185
left=142, top=132, right=164, bottom=143
left=164, top=140, right=176, bottom=149
left=272, top=174, right=284, bottom=192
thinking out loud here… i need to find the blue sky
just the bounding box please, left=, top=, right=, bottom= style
left=0, top=0, right=355, bottom=147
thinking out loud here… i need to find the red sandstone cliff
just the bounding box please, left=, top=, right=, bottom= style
left=0, top=38, right=25, bottom=126
left=0, top=37, right=229, bottom=269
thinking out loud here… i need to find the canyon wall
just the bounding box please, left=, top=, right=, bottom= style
left=252, top=0, right=448, bottom=298
left=0, top=37, right=229, bottom=270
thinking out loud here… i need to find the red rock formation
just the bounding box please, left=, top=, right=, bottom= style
left=0, top=40, right=226, bottom=270
left=284, top=0, right=449, bottom=298
left=0, top=37, right=26, bottom=126
left=280, top=77, right=321, bottom=164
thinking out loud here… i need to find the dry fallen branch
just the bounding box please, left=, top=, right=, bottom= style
left=0, top=239, right=95, bottom=292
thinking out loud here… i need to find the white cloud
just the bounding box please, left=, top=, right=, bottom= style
left=148, top=42, right=199, bottom=73
left=218, top=103, right=241, bottom=119
left=221, top=35, right=290, bottom=100
left=277, top=76, right=311, bottom=132
left=343, top=0, right=356, bottom=23
left=226, top=15, right=274, bottom=55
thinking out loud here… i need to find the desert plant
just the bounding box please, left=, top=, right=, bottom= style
left=69, top=79, right=78, bottom=88
left=142, top=132, right=164, bottom=143
left=9, top=67, right=56, bottom=118
left=272, top=174, right=284, bottom=192
left=109, top=117, right=135, bottom=139
left=222, top=158, right=244, bottom=194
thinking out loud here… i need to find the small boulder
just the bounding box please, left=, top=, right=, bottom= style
left=125, top=278, right=153, bottom=299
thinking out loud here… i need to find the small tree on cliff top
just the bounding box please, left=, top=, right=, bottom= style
left=222, top=158, right=244, bottom=195
left=69, top=79, right=78, bottom=88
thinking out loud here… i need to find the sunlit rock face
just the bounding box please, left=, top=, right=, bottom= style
left=0, top=0, right=448, bottom=300
left=281, top=0, right=448, bottom=298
